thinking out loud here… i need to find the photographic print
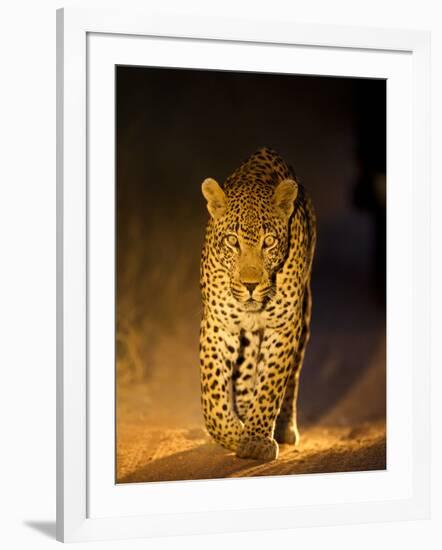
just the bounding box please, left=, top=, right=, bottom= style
left=116, top=66, right=386, bottom=483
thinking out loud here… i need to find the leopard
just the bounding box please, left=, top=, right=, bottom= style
left=199, top=147, right=316, bottom=461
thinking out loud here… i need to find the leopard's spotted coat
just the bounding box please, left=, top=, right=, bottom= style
left=200, top=147, right=316, bottom=460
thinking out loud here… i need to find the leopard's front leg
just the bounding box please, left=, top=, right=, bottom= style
left=200, top=318, right=244, bottom=452
left=236, top=322, right=301, bottom=461
left=232, top=330, right=261, bottom=421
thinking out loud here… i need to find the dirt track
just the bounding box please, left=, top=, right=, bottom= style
left=117, top=418, right=385, bottom=484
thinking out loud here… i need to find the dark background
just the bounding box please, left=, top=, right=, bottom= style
left=116, top=66, right=386, bottom=461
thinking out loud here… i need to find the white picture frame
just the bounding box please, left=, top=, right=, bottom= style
left=56, top=7, right=431, bottom=543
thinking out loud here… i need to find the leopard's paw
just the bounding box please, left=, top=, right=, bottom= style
left=274, top=424, right=300, bottom=446
left=236, top=435, right=279, bottom=461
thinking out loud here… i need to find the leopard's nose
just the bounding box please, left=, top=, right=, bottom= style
left=244, top=282, right=258, bottom=295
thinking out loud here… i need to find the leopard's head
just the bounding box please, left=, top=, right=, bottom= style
left=202, top=177, right=298, bottom=311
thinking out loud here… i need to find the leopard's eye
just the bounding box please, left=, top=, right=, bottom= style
left=263, top=234, right=277, bottom=248
left=225, top=234, right=239, bottom=248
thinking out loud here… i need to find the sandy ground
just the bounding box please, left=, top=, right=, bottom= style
left=117, top=415, right=385, bottom=483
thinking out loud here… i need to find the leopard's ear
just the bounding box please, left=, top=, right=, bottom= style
left=201, top=178, right=226, bottom=220
left=273, top=179, right=298, bottom=219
